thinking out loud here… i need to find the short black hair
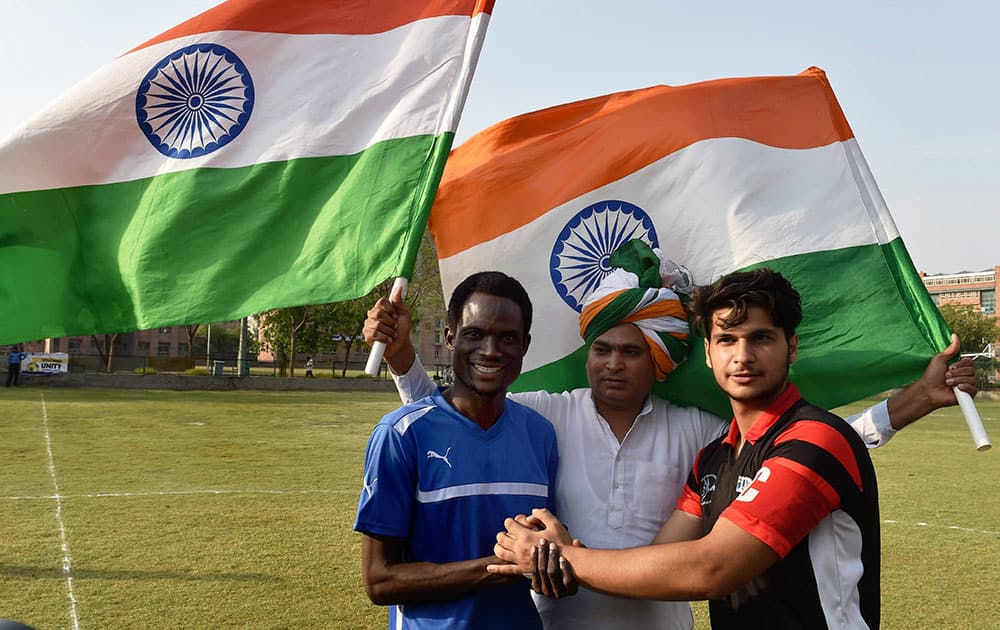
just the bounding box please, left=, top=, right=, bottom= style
left=446, top=271, right=533, bottom=336
left=691, top=268, right=802, bottom=339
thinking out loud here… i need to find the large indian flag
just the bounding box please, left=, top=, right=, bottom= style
left=430, top=67, right=949, bottom=418
left=0, top=0, right=494, bottom=345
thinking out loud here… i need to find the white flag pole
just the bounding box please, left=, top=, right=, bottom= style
left=365, top=277, right=408, bottom=376
left=954, top=387, right=991, bottom=451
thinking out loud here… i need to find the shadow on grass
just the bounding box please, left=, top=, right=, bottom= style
left=0, top=564, right=281, bottom=583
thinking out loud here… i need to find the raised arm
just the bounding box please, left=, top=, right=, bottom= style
left=363, top=294, right=436, bottom=403
left=884, top=333, right=977, bottom=429
left=845, top=334, right=979, bottom=447
left=363, top=292, right=416, bottom=375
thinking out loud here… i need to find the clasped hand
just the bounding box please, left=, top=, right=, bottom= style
left=488, top=508, right=579, bottom=599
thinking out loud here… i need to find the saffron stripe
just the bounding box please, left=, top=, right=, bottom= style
left=431, top=67, right=854, bottom=258
left=132, top=0, right=496, bottom=52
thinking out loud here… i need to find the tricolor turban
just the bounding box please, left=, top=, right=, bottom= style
left=579, top=240, right=693, bottom=381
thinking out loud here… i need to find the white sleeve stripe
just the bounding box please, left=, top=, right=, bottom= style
left=392, top=405, right=435, bottom=435
left=417, top=482, right=549, bottom=503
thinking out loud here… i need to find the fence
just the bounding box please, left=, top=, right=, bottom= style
left=34, top=352, right=378, bottom=377
left=8, top=349, right=455, bottom=382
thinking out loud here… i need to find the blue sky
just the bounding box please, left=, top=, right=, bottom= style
left=2, top=1, right=996, bottom=273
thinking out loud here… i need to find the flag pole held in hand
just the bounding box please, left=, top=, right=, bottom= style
left=954, top=387, right=991, bottom=451
left=365, top=277, right=408, bottom=376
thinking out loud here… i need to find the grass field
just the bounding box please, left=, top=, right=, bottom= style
left=1, top=388, right=997, bottom=629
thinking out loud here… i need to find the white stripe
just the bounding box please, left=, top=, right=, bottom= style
left=393, top=405, right=435, bottom=435
left=808, top=512, right=867, bottom=630
left=882, top=519, right=1000, bottom=537
left=440, top=137, right=900, bottom=371
left=634, top=314, right=688, bottom=337
left=2, top=488, right=352, bottom=501
left=0, top=14, right=486, bottom=194
left=40, top=395, right=81, bottom=630
left=634, top=322, right=686, bottom=367
left=416, top=482, right=549, bottom=504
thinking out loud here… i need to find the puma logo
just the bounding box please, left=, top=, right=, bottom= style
left=426, top=447, right=453, bottom=468
left=363, top=476, right=377, bottom=497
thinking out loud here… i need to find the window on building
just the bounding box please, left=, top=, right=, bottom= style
left=68, top=340, right=81, bottom=353
left=434, top=348, right=440, bottom=359
left=982, top=290, right=996, bottom=315
left=158, top=342, right=170, bottom=356
left=179, top=343, right=189, bottom=355
left=139, top=342, right=150, bottom=354
left=51, top=339, right=61, bottom=351
left=923, top=272, right=995, bottom=287
left=159, top=327, right=170, bottom=334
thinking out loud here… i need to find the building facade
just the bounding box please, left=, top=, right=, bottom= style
left=21, top=327, right=202, bottom=358
left=921, top=266, right=998, bottom=365
left=921, top=266, right=998, bottom=320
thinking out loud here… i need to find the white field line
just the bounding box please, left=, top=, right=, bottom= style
left=3, top=488, right=355, bottom=501
left=40, top=394, right=81, bottom=630
left=881, top=519, right=1000, bottom=537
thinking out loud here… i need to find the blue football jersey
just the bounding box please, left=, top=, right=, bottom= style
left=355, top=390, right=558, bottom=629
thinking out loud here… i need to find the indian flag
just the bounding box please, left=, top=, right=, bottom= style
left=0, top=0, right=494, bottom=345
left=430, top=67, right=949, bottom=418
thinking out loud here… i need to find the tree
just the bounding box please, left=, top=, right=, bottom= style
left=184, top=324, right=201, bottom=367
left=939, top=304, right=999, bottom=387
left=939, top=304, right=1000, bottom=353
left=406, top=232, right=445, bottom=327
left=259, top=307, right=310, bottom=377
left=91, top=333, right=120, bottom=373
left=324, top=297, right=377, bottom=377
left=257, top=233, right=446, bottom=378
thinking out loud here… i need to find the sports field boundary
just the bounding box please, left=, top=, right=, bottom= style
left=12, top=373, right=1000, bottom=399
left=39, top=394, right=81, bottom=630
left=7, top=372, right=400, bottom=392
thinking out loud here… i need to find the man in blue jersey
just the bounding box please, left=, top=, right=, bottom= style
left=355, top=271, right=558, bottom=630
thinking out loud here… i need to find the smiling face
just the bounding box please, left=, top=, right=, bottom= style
left=586, top=323, right=656, bottom=416
left=704, top=306, right=797, bottom=414
left=446, top=292, right=530, bottom=404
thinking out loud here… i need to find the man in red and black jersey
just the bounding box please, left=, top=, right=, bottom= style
left=492, top=268, right=884, bottom=629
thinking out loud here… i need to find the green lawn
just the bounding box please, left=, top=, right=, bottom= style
left=1, top=388, right=997, bottom=628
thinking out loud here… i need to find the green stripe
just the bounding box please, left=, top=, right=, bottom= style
left=513, top=240, right=950, bottom=419
left=582, top=290, right=645, bottom=344
left=0, top=133, right=453, bottom=344
left=660, top=332, right=691, bottom=368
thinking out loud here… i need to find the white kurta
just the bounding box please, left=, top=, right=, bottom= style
left=392, top=358, right=893, bottom=629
